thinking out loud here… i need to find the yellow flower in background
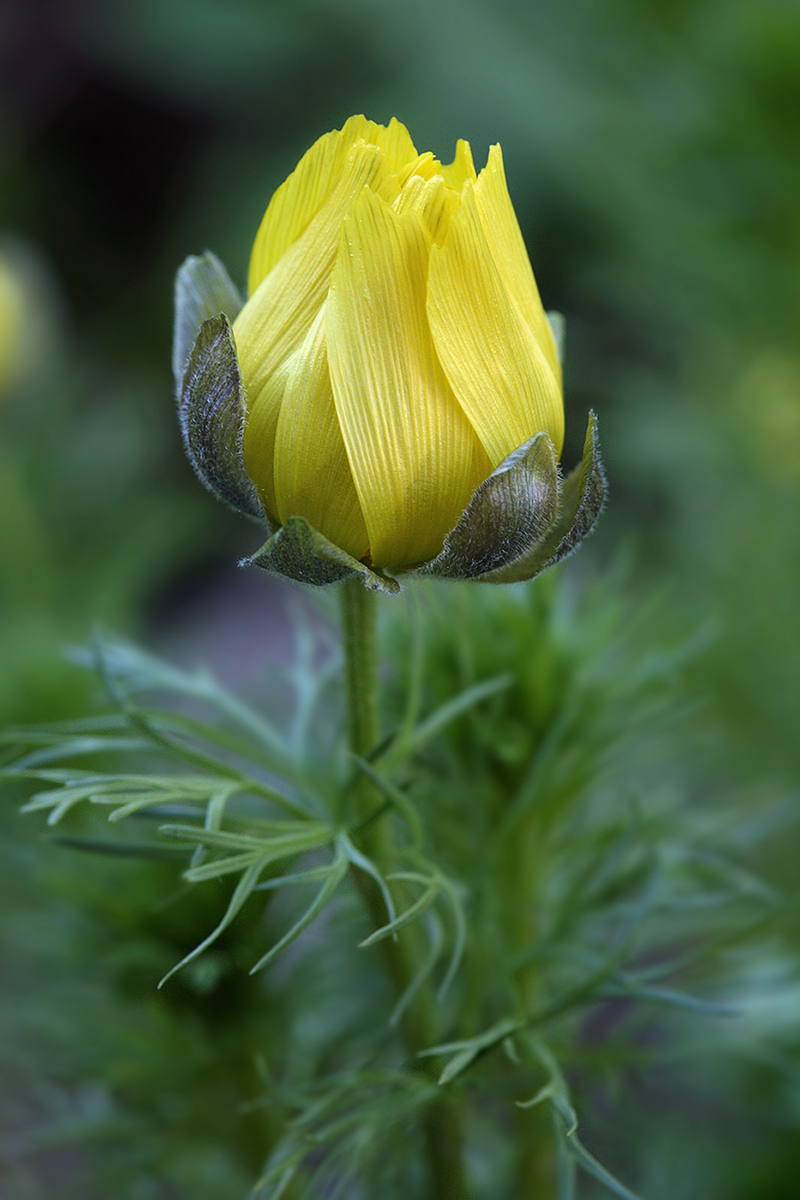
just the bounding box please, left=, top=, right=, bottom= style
left=232, top=116, right=564, bottom=572
left=0, top=253, right=26, bottom=397
left=174, top=116, right=604, bottom=591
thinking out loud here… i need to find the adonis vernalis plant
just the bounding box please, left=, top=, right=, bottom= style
left=6, top=117, right=782, bottom=1200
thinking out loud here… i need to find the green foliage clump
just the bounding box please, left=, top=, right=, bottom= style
left=3, top=570, right=791, bottom=1199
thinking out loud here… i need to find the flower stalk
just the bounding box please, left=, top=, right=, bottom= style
left=339, top=578, right=468, bottom=1200
left=340, top=575, right=380, bottom=763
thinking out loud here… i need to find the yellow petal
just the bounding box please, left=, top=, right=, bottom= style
left=473, top=144, right=560, bottom=381
left=427, top=182, right=564, bottom=466
left=272, top=304, right=369, bottom=559
left=236, top=142, right=397, bottom=518
left=392, top=174, right=460, bottom=246
left=397, top=151, right=442, bottom=187
left=248, top=116, right=418, bottom=294
left=327, top=188, right=490, bottom=571
left=439, top=139, right=477, bottom=191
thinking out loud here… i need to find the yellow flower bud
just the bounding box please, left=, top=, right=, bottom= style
left=174, top=118, right=605, bottom=592
left=231, top=116, right=564, bottom=573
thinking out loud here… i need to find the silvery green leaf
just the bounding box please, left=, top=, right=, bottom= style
left=249, top=850, right=350, bottom=974
left=173, top=251, right=243, bottom=389
left=244, top=515, right=401, bottom=593
left=483, top=410, right=606, bottom=583
left=521, top=1038, right=642, bottom=1200
left=178, top=314, right=268, bottom=523
left=421, top=432, right=560, bottom=581
left=418, top=1015, right=522, bottom=1085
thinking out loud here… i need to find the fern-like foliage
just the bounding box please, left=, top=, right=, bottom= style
left=3, top=575, right=791, bottom=1200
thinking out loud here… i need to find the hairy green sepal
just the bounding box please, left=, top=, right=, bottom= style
left=178, top=314, right=269, bottom=524
left=422, top=412, right=606, bottom=584
left=244, top=517, right=401, bottom=594
left=173, top=250, right=244, bottom=388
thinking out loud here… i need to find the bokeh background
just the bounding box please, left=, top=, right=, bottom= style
left=1, top=0, right=798, bottom=1196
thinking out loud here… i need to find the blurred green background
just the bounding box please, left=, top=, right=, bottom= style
left=1, top=0, right=798, bottom=1196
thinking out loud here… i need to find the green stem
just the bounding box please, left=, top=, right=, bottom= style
left=339, top=577, right=469, bottom=1200
left=516, top=1105, right=555, bottom=1200
left=341, top=575, right=379, bottom=763
left=507, top=825, right=555, bottom=1199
